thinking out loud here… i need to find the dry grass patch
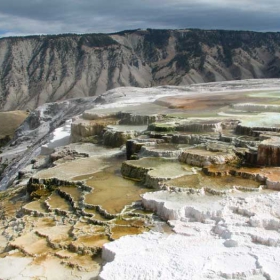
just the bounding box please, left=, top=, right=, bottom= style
left=0, top=110, right=28, bottom=138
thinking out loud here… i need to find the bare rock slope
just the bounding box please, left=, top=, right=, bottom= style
left=1, top=29, right=280, bottom=110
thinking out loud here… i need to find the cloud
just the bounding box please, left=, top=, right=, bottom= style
left=0, top=0, right=279, bottom=37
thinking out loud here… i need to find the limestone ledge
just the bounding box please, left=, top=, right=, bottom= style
left=56, top=252, right=99, bottom=272
left=116, top=112, right=162, bottom=125
left=266, top=176, right=280, bottom=190
left=125, top=134, right=211, bottom=160
left=234, top=135, right=280, bottom=167
left=148, top=119, right=238, bottom=134
left=57, top=188, right=80, bottom=211
left=35, top=226, right=71, bottom=250
left=145, top=173, right=182, bottom=189
left=176, top=121, right=223, bottom=133
left=162, top=184, right=205, bottom=194
left=162, top=184, right=260, bottom=195
left=71, top=111, right=161, bottom=145
left=28, top=177, right=118, bottom=220
left=126, top=138, right=161, bottom=160
left=81, top=203, right=117, bottom=220
left=257, top=141, right=280, bottom=166
left=141, top=190, right=280, bottom=242
left=45, top=194, right=71, bottom=217
left=121, top=158, right=193, bottom=189
left=203, top=166, right=280, bottom=191
left=202, top=165, right=232, bottom=177
left=71, top=117, right=118, bottom=142
left=27, top=177, right=92, bottom=192
left=50, top=149, right=89, bottom=164
left=234, top=103, right=280, bottom=113
left=203, top=166, right=265, bottom=182
left=26, top=177, right=96, bottom=218
left=220, top=134, right=260, bottom=148
left=142, top=191, right=224, bottom=222
left=171, top=134, right=213, bottom=145
left=82, top=110, right=162, bottom=125
left=236, top=124, right=280, bottom=136
left=69, top=237, right=106, bottom=256
left=229, top=169, right=266, bottom=182
left=139, top=147, right=182, bottom=158
left=79, top=190, right=118, bottom=221
left=103, top=129, right=136, bottom=148
left=82, top=111, right=114, bottom=120
left=121, top=161, right=152, bottom=183
left=23, top=203, right=48, bottom=217
left=179, top=149, right=237, bottom=167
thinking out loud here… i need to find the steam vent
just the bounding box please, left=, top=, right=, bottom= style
left=2, top=80, right=280, bottom=279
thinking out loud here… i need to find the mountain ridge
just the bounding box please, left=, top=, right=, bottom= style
left=1, top=28, right=280, bottom=111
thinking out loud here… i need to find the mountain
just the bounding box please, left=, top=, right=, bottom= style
left=1, top=28, right=280, bottom=110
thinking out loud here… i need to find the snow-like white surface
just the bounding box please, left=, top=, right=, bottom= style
left=95, top=80, right=280, bottom=110
left=95, top=87, right=187, bottom=110
left=0, top=255, right=94, bottom=280
left=233, top=103, right=280, bottom=112
left=41, top=119, right=72, bottom=154
left=0, top=256, right=33, bottom=279
left=100, top=191, right=280, bottom=280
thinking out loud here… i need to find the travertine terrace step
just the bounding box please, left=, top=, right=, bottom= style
left=10, top=232, right=53, bottom=257
left=55, top=250, right=100, bottom=272
left=23, top=200, right=48, bottom=216
left=70, top=234, right=110, bottom=255
left=45, top=192, right=74, bottom=214
left=35, top=225, right=72, bottom=250
left=58, top=186, right=83, bottom=210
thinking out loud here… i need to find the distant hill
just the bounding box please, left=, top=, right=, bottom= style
left=1, top=29, right=280, bottom=110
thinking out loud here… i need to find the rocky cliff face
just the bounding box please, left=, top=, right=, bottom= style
left=1, top=29, right=280, bottom=111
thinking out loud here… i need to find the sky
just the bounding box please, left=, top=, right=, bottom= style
left=0, top=0, right=280, bottom=37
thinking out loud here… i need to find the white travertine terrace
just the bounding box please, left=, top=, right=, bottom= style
left=233, top=103, right=280, bottom=112
left=2, top=79, right=280, bottom=279
left=100, top=191, right=280, bottom=280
